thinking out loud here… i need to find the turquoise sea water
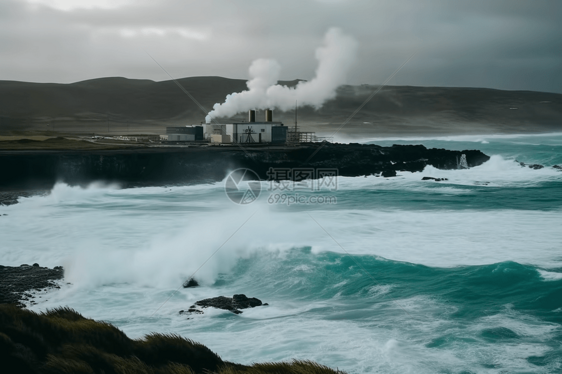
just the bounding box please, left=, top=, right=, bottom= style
left=1, top=133, right=562, bottom=373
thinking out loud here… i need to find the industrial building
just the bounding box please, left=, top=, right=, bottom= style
left=161, top=125, right=204, bottom=142
left=203, top=109, right=287, bottom=144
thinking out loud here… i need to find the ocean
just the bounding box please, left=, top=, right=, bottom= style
left=2, top=133, right=562, bottom=373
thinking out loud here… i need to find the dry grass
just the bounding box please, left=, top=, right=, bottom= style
left=217, top=361, right=345, bottom=374
left=0, top=305, right=344, bottom=374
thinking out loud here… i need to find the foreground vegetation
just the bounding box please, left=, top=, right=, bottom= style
left=0, top=305, right=344, bottom=374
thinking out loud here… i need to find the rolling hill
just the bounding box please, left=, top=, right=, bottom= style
left=0, top=76, right=560, bottom=137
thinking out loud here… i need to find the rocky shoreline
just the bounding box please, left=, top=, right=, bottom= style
left=0, top=143, right=490, bottom=190
left=0, top=264, right=64, bottom=307
left=0, top=190, right=49, bottom=206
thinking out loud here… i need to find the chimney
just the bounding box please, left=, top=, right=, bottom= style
left=265, top=109, right=273, bottom=122
left=248, top=110, right=256, bottom=123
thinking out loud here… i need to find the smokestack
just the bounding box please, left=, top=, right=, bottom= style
left=248, top=110, right=256, bottom=123
left=265, top=109, right=273, bottom=122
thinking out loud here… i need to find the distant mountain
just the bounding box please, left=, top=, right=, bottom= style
left=0, top=76, right=560, bottom=136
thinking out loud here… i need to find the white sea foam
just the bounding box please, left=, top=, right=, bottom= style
left=368, top=284, right=393, bottom=298
left=538, top=269, right=562, bottom=281
left=307, top=208, right=562, bottom=268
left=349, top=131, right=562, bottom=144
left=2, top=175, right=561, bottom=291
left=334, top=154, right=561, bottom=190
left=23, top=280, right=557, bottom=373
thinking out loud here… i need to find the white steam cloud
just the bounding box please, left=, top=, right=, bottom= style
left=205, top=28, right=358, bottom=122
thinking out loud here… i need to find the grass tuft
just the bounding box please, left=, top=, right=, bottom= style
left=216, top=360, right=345, bottom=374
left=135, top=333, right=224, bottom=372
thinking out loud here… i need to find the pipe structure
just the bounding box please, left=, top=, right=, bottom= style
left=248, top=110, right=256, bottom=123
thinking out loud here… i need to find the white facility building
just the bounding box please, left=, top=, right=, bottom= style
left=203, top=109, right=287, bottom=144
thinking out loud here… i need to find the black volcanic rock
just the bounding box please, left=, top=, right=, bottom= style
left=232, top=294, right=263, bottom=308
left=382, top=169, right=397, bottom=177
left=518, top=161, right=545, bottom=170
left=184, top=294, right=264, bottom=315
left=553, top=165, right=562, bottom=170
left=0, top=143, right=490, bottom=190
left=422, top=177, right=448, bottom=181
left=0, top=190, right=48, bottom=206
left=182, top=278, right=199, bottom=288
left=0, top=264, right=64, bottom=307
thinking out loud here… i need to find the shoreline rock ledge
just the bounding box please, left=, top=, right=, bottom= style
left=0, top=264, right=64, bottom=307
left=181, top=294, right=267, bottom=315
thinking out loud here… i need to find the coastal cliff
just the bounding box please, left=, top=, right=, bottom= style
left=0, top=143, right=489, bottom=190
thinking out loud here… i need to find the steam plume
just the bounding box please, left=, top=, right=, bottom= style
left=205, top=28, right=358, bottom=122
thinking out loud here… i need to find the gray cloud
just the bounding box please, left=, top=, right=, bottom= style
left=1, top=0, right=560, bottom=93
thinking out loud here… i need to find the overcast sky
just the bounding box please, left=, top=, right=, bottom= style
left=1, top=0, right=561, bottom=93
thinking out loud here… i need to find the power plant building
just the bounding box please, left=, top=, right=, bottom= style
left=204, top=109, right=287, bottom=144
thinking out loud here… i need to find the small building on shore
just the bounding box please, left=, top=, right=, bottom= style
left=163, top=126, right=203, bottom=142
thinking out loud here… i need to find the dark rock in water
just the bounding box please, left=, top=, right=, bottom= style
left=0, top=264, right=64, bottom=307
left=422, top=177, right=448, bottom=181
left=232, top=294, right=263, bottom=308
left=179, top=308, right=203, bottom=315
left=382, top=169, right=397, bottom=177
left=517, top=161, right=545, bottom=170
left=197, top=296, right=241, bottom=314
left=0, top=190, right=49, bottom=206
left=553, top=165, right=561, bottom=170
left=182, top=278, right=199, bottom=288
left=184, top=294, right=265, bottom=315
